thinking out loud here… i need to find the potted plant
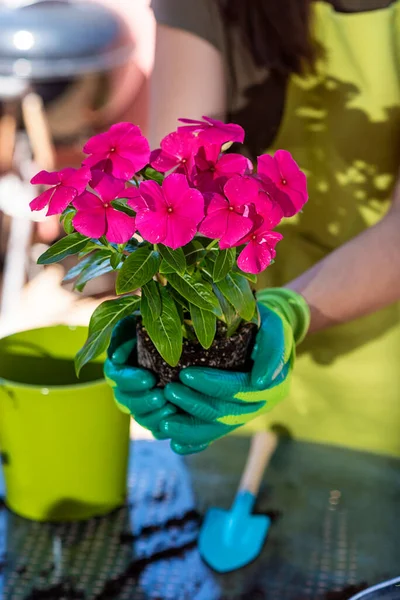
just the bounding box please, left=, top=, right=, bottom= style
left=30, top=117, right=307, bottom=385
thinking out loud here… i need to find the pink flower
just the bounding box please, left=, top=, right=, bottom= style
left=257, top=150, right=308, bottom=217
left=237, top=217, right=283, bottom=274
left=252, top=185, right=284, bottom=227
left=193, top=144, right=252, bottom=193
left=82, top=122, right=150, bottom=180
left=178, top=116, right=245, bottom=146
left=150, top=130, right=198, bottom=176
left=72, top=173, right=136, bottom=244
left=128, top=173, right=204, bottom=249
left=30, top=167, right=91, bottom=216
left=199, top=175, right=258, bottom=248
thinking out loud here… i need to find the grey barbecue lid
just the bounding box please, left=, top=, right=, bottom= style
left=0, top=0, right=134, bottom=80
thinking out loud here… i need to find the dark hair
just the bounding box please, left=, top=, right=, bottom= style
left=217, top=0, right=317, bottom=75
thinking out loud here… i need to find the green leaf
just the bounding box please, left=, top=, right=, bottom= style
left=184, top=240, right=206, bottom=265
left=199, top=260, right=213, bottom=282
left=166, top=287, right=185, bottom=323
left=111, top=199, right=136, bottom=217
left=63, top=255, right=94, bottom=283
left=74, top=258, right=114, bottom=292
left=182, top=323, right=197, bottom=341
left=75, top=296, right=140, bottom=375
left=63, top=209, right=76, bottom=234
left=213, top=248, right=236, bottom=282
left=140, top=166, right=164, bottom=185
left=226, top=315, right=243, bottom=338
left=215, top=273, right=256, bottom=321
left=159, top=260, right=176, bottom=275
left=167, top=284, right=189, bottom=310
left=141, top=287, right=182, bottom=366
left=37, top=233, right=89, bottom=265
left=116, top=247, right=160, bottom=294
left=63, top=250, right=111, bottom=284
left=251, top=304, right=261, bottom=328
left=110, top=252, right=124, bottom=270
left=190, top=304, right=216, bottom=349
left=142, top=280, right=162, bottom=319
left=78, top=241, right=104, bottom=256
left=167, top=273, right=221, bottom=314
left=206, top=249, right=218, bottom=263
left=212, top=284, right=237, bottom=326
left=158, top=245, right=186, bottom=276
left=234, top=268, right=257, bottom=284
left=60, top=205, right=76, bottom=222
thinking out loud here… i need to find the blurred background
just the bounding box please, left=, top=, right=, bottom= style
left=0, top=0, right=155, bottom=344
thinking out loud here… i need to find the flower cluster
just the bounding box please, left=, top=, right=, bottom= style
left=30, top=116, right=307, bottom=275
left=30, top=116, right=308, bottom=372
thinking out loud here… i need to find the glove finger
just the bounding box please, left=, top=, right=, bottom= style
left=165, top=383, right=264, bottom=422
left=160, top=414, right=232, bottom=446
left=268, top=361, right=290, bottom=388
left=179, top=367, right=250, bottom=399
left=114, top=388, right=166, bottom=416
left=164, top=383, right=223, bottom=422
left=236, top=368, right=292, bottom=410
left=104, top=359, right=156, bottom=392
left=251, top=305, right=294, bottom=389
left=170, top=441, right=210, bottom=455
left=111, top=339, right=136, bottom=365
left=136, top=403, right=178, bottom=432
left=108, top=315, right=137, bottom=358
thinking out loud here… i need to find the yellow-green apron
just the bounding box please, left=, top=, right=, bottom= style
left=249, top=1, right=400, bottom=457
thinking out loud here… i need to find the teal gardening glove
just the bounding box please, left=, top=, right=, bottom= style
left=160, top=288, right=310, bottom=455
left=104, top=316, right=176, bottom=438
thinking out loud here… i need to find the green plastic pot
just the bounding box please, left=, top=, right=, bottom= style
left=0, top=325, right=130, bottom=522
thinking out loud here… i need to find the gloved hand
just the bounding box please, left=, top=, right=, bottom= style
left=160, top=288, right=310, bottom=455
left=104, top=316, right=176, bottom=439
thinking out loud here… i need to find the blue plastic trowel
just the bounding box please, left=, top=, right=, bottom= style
left=199, top=431, right=278, bottom=573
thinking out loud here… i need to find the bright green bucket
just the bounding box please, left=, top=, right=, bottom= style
left=0, top=325, right=130, bottom=522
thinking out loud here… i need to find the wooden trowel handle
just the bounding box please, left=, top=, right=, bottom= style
left=238, top=431, right=278, bottom=496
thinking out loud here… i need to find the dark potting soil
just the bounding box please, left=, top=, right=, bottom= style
left=136, top=320, right=257, bottom=387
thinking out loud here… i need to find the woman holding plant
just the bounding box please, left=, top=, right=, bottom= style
left=110, top=0, right=400, bottom=457
left=30, top=117, right=309, bottom=454
left=30, top=0, right=400, bottom=459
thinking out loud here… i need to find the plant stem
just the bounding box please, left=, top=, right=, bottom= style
left=205, top=239, right=219, bottom=252
left=156, top=273, right=167, bottom=286
left=99, top=236, right=117, bottom=253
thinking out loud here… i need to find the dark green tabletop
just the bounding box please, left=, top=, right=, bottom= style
left=0, top=437, right=399, bottom=599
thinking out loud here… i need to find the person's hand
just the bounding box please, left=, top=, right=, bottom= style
left=104, top=316, right=176, bottom=439
left=160, top=289, right=310, bottom=455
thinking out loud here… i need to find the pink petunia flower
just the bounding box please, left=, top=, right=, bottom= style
left=199, top=175, right=258, bottom=249
left=178, top=116, right=245, bottom=146
left=257, top=150, right=308, bottom=217
left=237, top=216, right=283, bottom=274
left=72, top=173, right=136, bottom=244
left=193, top=143, right=252, bottom=193
left=82, top=122, right=150, bottom=180
left=128, top=173, right=204, bottom=249
left=30, top=167, right=91, bottom=216
left=150, top=130, right=198, bottom=176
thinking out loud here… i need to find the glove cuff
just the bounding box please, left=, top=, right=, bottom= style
left=256, top=288, right=310, bottom=344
